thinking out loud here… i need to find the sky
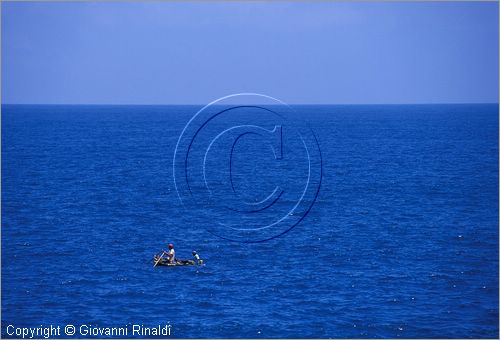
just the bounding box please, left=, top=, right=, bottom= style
left=2, top=1, right=498, bottom=105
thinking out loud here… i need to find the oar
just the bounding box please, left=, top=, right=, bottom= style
left=154, top=252, right=166, bottom=267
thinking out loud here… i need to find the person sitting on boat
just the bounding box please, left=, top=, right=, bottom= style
left=163, top=244, right=175, bottom=264
left=192, top=250, right=203, bottom=265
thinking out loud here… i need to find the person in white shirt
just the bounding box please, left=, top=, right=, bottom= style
left=192, top=250, right=203, bottom=265
left=163, top=243, right=175, bottom=264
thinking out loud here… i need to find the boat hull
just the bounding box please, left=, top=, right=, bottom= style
left=153, top=256, right=198, bottom=267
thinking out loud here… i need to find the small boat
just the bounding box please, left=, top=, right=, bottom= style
left=153, top=255, right=200, bottom=267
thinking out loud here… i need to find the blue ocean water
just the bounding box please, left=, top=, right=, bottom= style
left=2, top=104, right=498, bottom=338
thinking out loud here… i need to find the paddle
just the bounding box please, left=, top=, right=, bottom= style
left=154, top=251, right=166, bottom=267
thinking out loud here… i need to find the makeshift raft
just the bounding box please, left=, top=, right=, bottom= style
left=153, top=255, right=201, bottom=267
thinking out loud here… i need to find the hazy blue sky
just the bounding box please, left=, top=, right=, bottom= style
left=2, top=2, right=498, bottom=104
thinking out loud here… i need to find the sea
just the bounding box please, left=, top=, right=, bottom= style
left=2, top=104, right=498, bottom=338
